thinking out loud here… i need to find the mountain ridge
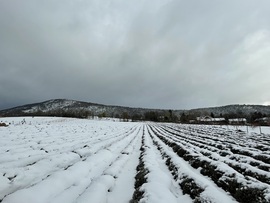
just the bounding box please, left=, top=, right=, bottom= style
left=1, top=99, right=270, bottom=122
left=0, top=99, right=172, bottom=119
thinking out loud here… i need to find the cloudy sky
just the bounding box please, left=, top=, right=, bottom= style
left=1, top=0, right=270, bottom=110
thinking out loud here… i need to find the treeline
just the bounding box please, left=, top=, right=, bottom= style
left=4, top=109, right=92, bottom=119
left=104, top=110, right=179, bottom=122
left=2, top=108, right=181, bottom=123
left=139, top=110, right=179, bottom=122
left=2, top=107, right=269, bottom=125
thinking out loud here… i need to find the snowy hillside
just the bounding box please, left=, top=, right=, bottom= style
left=0, top=99, right=171, bottom=119
left=0, top=117, right=270, bottom=203
left=1, top=99, right=270, bottom=122
left=190, top=104, right=270, bottom=118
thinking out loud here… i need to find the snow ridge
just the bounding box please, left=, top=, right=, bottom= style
left=0, top=117, right=269, bottom=203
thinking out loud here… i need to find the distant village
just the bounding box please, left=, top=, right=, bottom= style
left=187, top=115, right=270, bottom=126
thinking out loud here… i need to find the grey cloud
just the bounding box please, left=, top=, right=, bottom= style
left=1, top=0, right=270, bottom=110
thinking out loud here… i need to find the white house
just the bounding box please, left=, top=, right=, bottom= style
left=228, top=118, right=247, bottom=125
left=196, top=116, right=226, bottom=124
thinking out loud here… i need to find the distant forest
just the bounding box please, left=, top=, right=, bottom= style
left=1, top=100, right=270, bottom=126
left=6, top=108, right=269, bottom=126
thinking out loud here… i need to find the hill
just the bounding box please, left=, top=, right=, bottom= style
left=0, top=99, right=270, bottom=123
left=189, top=104, right=270, bottom=117
left=0, top=99, right=180, bottom=121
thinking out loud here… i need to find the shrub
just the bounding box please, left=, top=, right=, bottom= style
left=0, top=122, right=8, bottom=127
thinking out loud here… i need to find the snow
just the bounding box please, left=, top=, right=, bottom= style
left=141, top=129, right=192, bottom=203
left=0, top=117, right=269, bottom=202
left=150, top=138, right=237, bottom=203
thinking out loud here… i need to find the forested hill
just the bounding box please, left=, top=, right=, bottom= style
left=0, top=99, right=269, bottom=122
left=189, top=104, right=270, bottom=118
left=0, top=99, right=177, bottom=121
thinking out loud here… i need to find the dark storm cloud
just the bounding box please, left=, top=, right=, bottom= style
left=1, top=0, right=270, bottom=110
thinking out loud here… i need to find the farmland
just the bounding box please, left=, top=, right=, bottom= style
left=0, top=117, right=270, bottom=203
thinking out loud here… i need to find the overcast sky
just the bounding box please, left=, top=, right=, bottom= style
left=1, top=0, right=270, bottom=110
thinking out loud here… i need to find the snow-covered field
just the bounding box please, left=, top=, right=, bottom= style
left=0, top=117, right=269, bottom=203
